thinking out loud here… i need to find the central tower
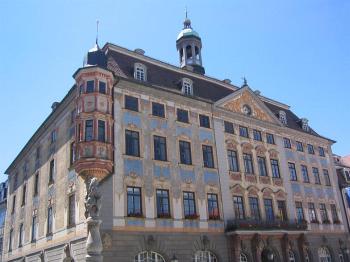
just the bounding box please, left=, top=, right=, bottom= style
left=176, top=14, right=205, bottom=74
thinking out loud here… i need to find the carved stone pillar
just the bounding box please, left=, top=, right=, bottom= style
left=252, top=234, right=264, bottom=262
left=85, top=177, right=103, bottom=262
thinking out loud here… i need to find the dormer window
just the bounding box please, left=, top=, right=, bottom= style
left=134, top=63, right=147, bottom=81
left=279, top=110, right=287, bottom=125
left=182, top=78, right=193, bottom=96
left=301, top=118, right=309, bottom=132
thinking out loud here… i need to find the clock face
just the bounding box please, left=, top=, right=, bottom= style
left=242, top=105, right=252, bottom=116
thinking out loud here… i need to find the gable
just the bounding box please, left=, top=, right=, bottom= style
left=216, top=88, right=280, bottom=124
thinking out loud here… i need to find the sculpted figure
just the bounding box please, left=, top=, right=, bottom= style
left=85, top=177, right=101, bottom=219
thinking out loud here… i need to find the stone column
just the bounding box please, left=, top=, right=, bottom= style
left=85, top=177, right=103, bottom=262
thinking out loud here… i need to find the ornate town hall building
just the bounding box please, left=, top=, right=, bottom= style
left=2, top=17, right=350, bottom=262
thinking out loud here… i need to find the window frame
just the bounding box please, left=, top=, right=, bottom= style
left=85, top=119, right=94, bottom=141
left=227, top=149, right=239, bottom=172
left=207, top=193, right=219, bottom=220
left=224, top=121, right=234, bottom=134
left=295, top=201, right=304, bottom=222
left=124, top=95, right=139, bottom=112
left=47, top=205, right=53, bottom=235
left=307, top=144, right=315, bottom=154
left=125, top=129, right=140, bottom=157
left=183, top=191, right=197, bottom=218
left=86, top=80, right=95, bottom=93
left=156, top=189, right=170, bottom=218
left=288, top=162, right=298, bottom=181
left=253, top=129, right=262, bottom=141
left=243, top=153, right=254, bottom=174
left=239, top=126, right=249, bottom=138
left=270, top=159, right=281, bottom=178
left=202, top=145, right=214, bottom=168
left=233, top=195, right=245, bottom=220
left=134, top=63, right=147, bottom=81
left=179, top=140, right=192, bottom=165
left=264, top=198, right=275, bottom=221
left=249, top=196, right=261, bottom=220
left=312, top=167, right=321, bottom=184
left=153, top=135, right=167, bottom=161
left=152, top=102, right=165, bottom=118
left=199, top=114, right=210, bottom=128
left=97, top=120, right=106, bottom=142
left=266, top=133, right=275, bottom=144
left=176, top=108, right=189, bottom=123
left=127, top=187, right=142, bottom=217
left=257, top=156, right=268, bottom=177
left=283, top=137, right=292, bottom=149
left=182, top=78, right=193, bottom=96
left=68, top=194, right=76, bottom=227
left=98, top=80, right=106, bottom=94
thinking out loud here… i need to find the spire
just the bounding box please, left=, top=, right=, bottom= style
left=96, top=20, right=99, bottom=46
left=183, top=7, right=191, bottom=29
left=241, top=77, right=248, bottom=87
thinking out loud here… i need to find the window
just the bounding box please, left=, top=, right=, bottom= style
left=257, top=156, right=268, bottom=177
left=264, top=199, right=274, bottom=221
left=179, top=140, right=192, bottom=165
left=207, top=194, right=219, bottom=220
left=183, top=192, right=196, bottom=218
left=177, top=108, right=189, bottom=123
left=13, top=173, right=18, bottom=189
left=266, top=133, right=275, bottom=144
left=249, top=197, right=260, bottom=220
left=127, top=187, right=142, bottom=217
left=33, top=172, right=39, bottom=196
left=239, top=126, right=249, bottom=138
left=307, top=144, right=314, bottom=154
left=98, top=81, right=106, bottom=94
left=125, top=130, right=140, bottom=157
left=49, top=159, right=55, bottom=184
left=134, top=64, right=146, bottom=81
left=330, top=204, right=339, bottom=222
left=85, top=119, right=93, bottom=141
left=270, top=159, right=280, bottom=178
left=308, top=203, right=317, bottom=223
left=79, top=84, right=84, bottom=95
left=86, top=80, right=95, bottom=93
left=18, top=223, right=24, bottom=247
left=301, top=165, right=310, bottom=183
left=224, top=121, right=234, bottom=134
left=51, top=130, right=57, bottom=144
left=313, top=167, right=321, bottom=184
left=182, top=78, right=193, bottom=95
left=323, top=169, right=331, bottom=186
left=193, top=251, right=218, bottom=262
left=277, top=200, right=287, bottom=221
left=11, top=195, right=16, bottom=214
left=68, top=194, right=76, bottom=226
left=296, top=141, right=304, bottom=152
left=70, top=142, right=75, bottom=166
left=295, top=202, right=304, bottom=222
left=199, top=114, right=210, bottom=128
left=154, top=136, right=167, bottom=161
left=8, top=229, right=13, bottom=252
left=319, top=203, right=328, bottom=222
left=202, top=145, right=214, bottom=168
left=98, top=120, right=106, bottom=142
left=156, top=189, right=170, bottom=218
left=227, top=150, right=239, bottom=172
left=319, top=146, right=325, bottom=157
left=243, top=153, right=254, bottom=174
left=47, top=206, right=53, bottom=235
left=318, top=247, right=331, bottom=262
left=289, top=163, right=297, bottom=181
left=253, top=129, right=262, bottom=141
left=233, top=196, right=245, bottom=219
left=35, top=147, right=41, bottom=160
left=134, top=251, right=165, bottom=262
left=240, top=253, right=248, bottom=262
left=284, top=138, right=291, bottom=148
left=152, top=102, right=165, bottom=118
left=21, top=184, right=26, bottom=206
left=31, top=216, right=37, bottom=242
left=125, top=95, right=139, bottom=111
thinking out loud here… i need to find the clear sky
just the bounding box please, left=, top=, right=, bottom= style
left=0, top=0, right=349, bottom=182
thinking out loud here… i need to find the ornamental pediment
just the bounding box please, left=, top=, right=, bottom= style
left=215, top=87, right=281, bottom=124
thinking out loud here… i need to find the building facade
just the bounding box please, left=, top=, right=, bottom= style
left=2, top=17, right=350, bottom=262
left=0, top=180, right=8, bottom=261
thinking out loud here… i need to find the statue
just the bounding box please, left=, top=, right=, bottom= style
left=85, top=177, right=103, bottom=262
left=85, top=177, right=101, bottom=219
left=63, top=243, right=74, bottom=262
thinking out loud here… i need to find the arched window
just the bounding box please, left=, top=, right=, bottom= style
left=186, top=45, right=192, bottom=59
left=193, top=251, right=218, bottom=262
left=318, top=247, right=332, bottom=262
left=195, top=46, right=200, bottom=60
left=240, top=253, right=248, bottom=262
left=134, top=251, right=165, bottom=262
left=288, top=251, right=295, bottom=262
left=134, top=63, right=147, bottom=81
left=182, top=78, right=193, bottom=96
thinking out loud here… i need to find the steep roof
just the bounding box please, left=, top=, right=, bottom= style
left=105, top=43, right=332, bottom=142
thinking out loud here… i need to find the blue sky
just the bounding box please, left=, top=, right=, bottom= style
left=0, top=0, right=349, bottom=182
